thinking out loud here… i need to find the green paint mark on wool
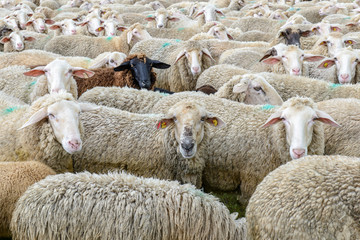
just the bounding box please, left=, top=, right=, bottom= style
left=180, top=8, right=185, bottom=12
left=57, top=8, right=62, bottom=11
left=287, top=7, right=295, bottom=11
left=29, top=80, right=36, bottom=86
left=175, top=39, right=181, bottom=42
left=220, top=16, right=226, bottom=19
left=177, top=28, right=185, bottom=31
left=146, top=15, right=153, bottom=18
left=329, top=83, right=341, bottom=89
left=162, top=42, right=171, bottom=48
left=344, top=17, right=351, bottom=20
left=106, top=36, right=113, bottom=41
left=1, top=106, right=21, bottom=115
left=278, top=19, right=285, bottom=23
left=296, top=8, right=301, bottom=11
left=188, top=188, right=207, bottom=198
left=261, top=104, right=275, bottom=111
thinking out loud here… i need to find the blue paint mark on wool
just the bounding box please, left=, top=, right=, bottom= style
left=278, top=19, right=285, bottom=23
left=146, top=15, right=153, bottom=18
left=29, top=81, right=36, bottom=86
left=179, top=8, right=185, bottom=12
left=106, top=36, right=113, bottom=41
left=261, top=104, right=275, bottom=111
left=296, top=8, right=301, bottom=11
left=329, top=83, right=341, bottom=89
left=344, top=17, right=351, bottom=19
left=162, top=42, right=171, bottom=48
left=175, top=39, right=181, bottom=42
left=1, top=106, right=21, bottom=115
left=287, top=7, right=295, bottom=11
left=177, top=28, right=185, bottom=31
left=220, top=16, right=226, bottom=19
left=57, top=8, right=62, bottom=11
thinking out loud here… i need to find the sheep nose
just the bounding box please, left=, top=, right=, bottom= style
left=340, top=74, right=349, bottom=80
left=17, top=43, right=22, bottom=47
left=292, top=148, right=305, bottom=158
left=192, top=66, right=200, bottom=73
left=181, top=142, right=194, bottom=152
left=68, top=139, right=81, bottom=150
left=51, top=89, right=60, bottom=93
left=71, top=30, right=76, bottom=34
left=157, top=24, right=164, bottom=28
left=292, top=68, right=300, bottom=75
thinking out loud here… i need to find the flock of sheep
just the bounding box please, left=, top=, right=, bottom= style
left=1, top=0, right=360, bottom=238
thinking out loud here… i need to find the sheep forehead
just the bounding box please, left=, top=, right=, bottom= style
left=45, top=59, right=72, bottom=72
left=48, top=100, right=80, bottom=116
left=170, top=102, right=206, bottom=122
left=336, top=50, right=358, bottom=61
left=281, top=97, right=316, bottom=111
left=155, top=8, right=168, bottom=16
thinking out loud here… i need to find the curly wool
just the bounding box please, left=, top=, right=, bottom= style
left=246, top=155, right=360, bottom=240
left=0, top=92, right=81, bottom=173
left=72, top=102, right=211, bottom=187
left=75, top=54, right=156, bottom=96
left=11, top=171, right=244, bottom=240
left=0, top=161, right=55, bottom=238
left=152, top=93, right=326, bottom=202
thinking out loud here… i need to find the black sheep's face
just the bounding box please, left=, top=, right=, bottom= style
left=130, top=58, right=153, bottom=89
left=114, top=57, right=171, bottom=89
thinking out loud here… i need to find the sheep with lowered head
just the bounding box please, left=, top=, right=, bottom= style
left=44, top=23, right=152, bottom=58
left=0, top=91, right=98, bottom=173
left=247, top=155, right=360, bottom=240
left=0, top=161, right=55, bottom=238
left=73, top=100, right=224, bottom=188
left=151, top=94, right=340, bottom=202
left=11, top=171, right=246, bottom=240
left=74, top=53, right=170, bottom=96
left=88, top=51, right=127, bottom=69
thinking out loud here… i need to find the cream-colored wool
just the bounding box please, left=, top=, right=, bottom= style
left=229, top=16, right=284, bottom=34
left=0, top=161, right=55, bottom=238
left=11, top=171, right=246, bottom=240
left=247, top=155, right=360, bottom=240
left=44, top=23, right=150, bottom=58
left=73, top=100, right=223, bottom=187
left=0, top=92, right=82, bottom=172
left=152, top=94, right=327, bottom=202
left=3, top=30, right=53, bottom=52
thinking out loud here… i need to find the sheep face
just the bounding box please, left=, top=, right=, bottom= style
left=50, top=19, right=78, bottom=35
left=318, top=33, right=355, bottom=57
left=277, top=28, right=312, bottom=48
left=126, top=26, right=152, bottom=45
left=24, top=59, right=95, bottom=93
left=232, top=74, right=283, bottom=105
left=0, top=31, right=35, bottom=51
left=312, top=22, right=341, bottom=36
left=175, top=48, right=214, bottom=76
left=114, top=57, right=170, bottom=89
left=195, top=4, right=224, bottom=23
left=145, top=9, right=179, bottom=28
left=318, top=48, right=359, bottom=84
left=4, top=16, right=19, bottom=31
left=99, top=18, right=123, bottom=37
left=261, top=45, right=324, bottom=76
left=19, top=97, right=98, bottom=154
left=107, top=52, right=126, bottom=68
left=13, top=10, right=31, bottom=30
left=207, top=25, right=233, bottom=40
left=262, top=99, right=339, bottom=159
left=157, top=102, right=224, bottom=159
left=80, top=15, right=103, bottom=36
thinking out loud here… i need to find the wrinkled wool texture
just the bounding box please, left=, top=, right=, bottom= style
left=75, top=54, right=156, bottom=96
left=79, top=87, right=164, bottom=114
left=152, top=93, right=326, bottom=202
left=73, top=104, right=210, bottom=187
left=317, top=98, right=360, bottom=157
left=11, top=171, right=245, bottom=240
left=0, top=161, right=55, bottom=238
left=246, top=155, right=360, bottom=240
left=0, top=92, right=80, bottom=173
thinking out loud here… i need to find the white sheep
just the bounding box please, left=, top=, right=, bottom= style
left=73, top=100, right=224, bottom=187
left=44, top=23, right=151, bottom=58
left=0, top=161, right=55, bottom=238
left=0, top=91, right=98, bottom=173
left=25, top=12, right=54, bottom=34
left=0, top=59, right=94, bottom=103
left=89, top=51, right=127, bottom=69
left=0, top=30, right=52, bottom=52
left=11, top=171, right=246, bottom=240
left=247, top=155, right=360, bottom=240
left=151, top=94, right=339, bottom=202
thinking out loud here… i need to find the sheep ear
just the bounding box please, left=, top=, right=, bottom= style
left=300, top=30, right=313, bottom=37
left=27, top=13, right=33, bottom=17
left=174, top=50, right=186, bottom=64
left=18, top=107, right=48, bottom=130
left=215, top=9, right=225, bottom=16
left=202, top=48, right=214, bottom=61
left=156, top=118, right=173, bottom=129
left=114, top=61, right=131, bottom=71
left=233, top=82, right=248, bottom=93
left=150, top=60, right=171, bottom=69
left=79, top=102, right=100, bottom=112
left=303, top=54, right=324, bottom=62
left=49, top=25, right=61, bottom=30
left=25, top=21, right=33, bottom=26
left=195, top=10, right=205, bottom=18
left=331, top=26, right=341, bottom=32
left=79, top=21, right=88, bottom=26
left=317, top=59, right=335, bottom=69
left=168, top=16, right=180, bottom=21
left=344, top=39, right=356, bottom=45
left=259, top=47, right=277, bottom=62
left=23, top=67, right=46, bottom=76
left=227, top=32, right=234, bottom=40
left=206, top=114, right=225, bottom=128
left=96, top=27, right=104, bottom=32
left=261, top=57, right=281, bottom=65
left=117, top=26, right=126, bottom=31
left=72, top=67, right=95, bottom=78
left=45, top=19, right=55, bottom=25
left=0, top=36, right=11, bottom=43
left=261, top=111, right=282, bottom=128
left=145, top=16, right=155, bottom=21
left=315, top=110, right=341, bottom=127
left=319, top=41, right=327, bottom=46
left=24, top=36, right=35, bottom=42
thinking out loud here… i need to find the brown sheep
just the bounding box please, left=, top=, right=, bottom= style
left=0, top=161, right=55, bottom=238
left=74, top=53, right=170, bottom=96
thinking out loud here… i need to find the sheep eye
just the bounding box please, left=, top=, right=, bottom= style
left=48, top=113, right=55, bottom=119
left=200, top=116, right=205, bottom=121
left=68, top=69, right=72, bottom=73
left=253, top=86, right=262, bottom=91
left=356, top=58, right=359, bottom=62
left=110, top=59, right=114, bottom=63
left=173, top=116, right=177, bottom=121
left=334, top=57, right=338, bottom=61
